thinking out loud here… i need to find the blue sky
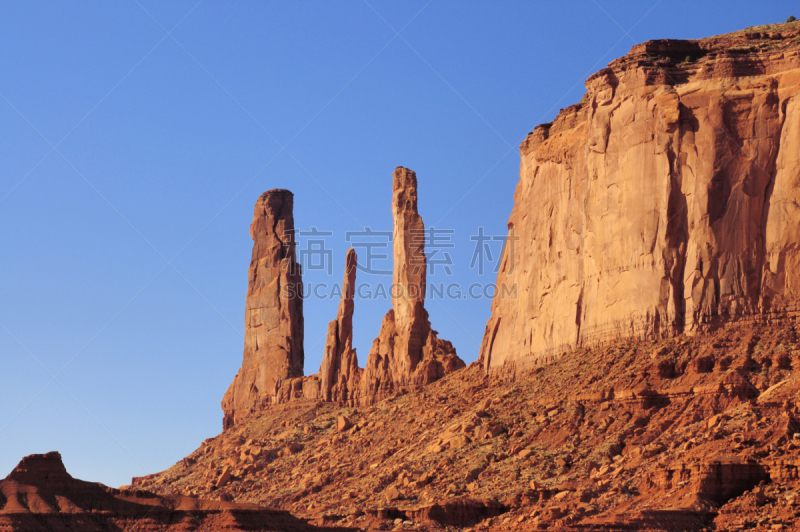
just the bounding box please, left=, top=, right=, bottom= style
left=1, top=1, right=796, bottom=487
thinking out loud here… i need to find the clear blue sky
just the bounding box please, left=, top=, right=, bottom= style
left=1, top=1, right=795, bottom=487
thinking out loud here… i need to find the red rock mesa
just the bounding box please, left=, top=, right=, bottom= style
left=480, top=33, right=800, bottom=373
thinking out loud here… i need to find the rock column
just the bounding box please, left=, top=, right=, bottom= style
left=360, top=167, right=464, bottom=404
left=319, top=249, right=362, bottom=403
left=221, top=189, right=304, bottom=428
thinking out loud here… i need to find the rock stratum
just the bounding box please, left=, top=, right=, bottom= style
left=480, top=23, right=800, bottom=373
left=0, top=451, right=352, bottom=531
left=223, top=168, right=464, bottom=426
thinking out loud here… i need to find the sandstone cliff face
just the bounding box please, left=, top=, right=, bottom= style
left=222, top=189, right=304, bottom=428
left=481, top=29, right=800, bottom=372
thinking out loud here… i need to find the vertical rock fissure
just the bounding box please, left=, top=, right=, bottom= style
left=665, top=124, right=688, bottom=334
left=575, top=284, right=584, bottom=346
left=758, top=96, right=789, bottom=312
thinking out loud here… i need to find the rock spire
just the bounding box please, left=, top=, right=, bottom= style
left=222, top=169, right=465, bottom=425
left=222, top=189, right=304, bottom=428
left=360, top=167, right=465, bottom=403
left=319, top=248, right=362, bottom=404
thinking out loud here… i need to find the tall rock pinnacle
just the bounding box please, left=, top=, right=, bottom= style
left=319, top=248, right=361, bottom=403
left=221, top=189, right=304, bottom=428
left=391, top=167, right=427, bottom=372
left=360, top=167, right=465, bottom=403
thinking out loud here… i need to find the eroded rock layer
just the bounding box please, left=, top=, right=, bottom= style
left=222, top=189, right=304, bottom=429
left=481, top=28, right=800, bottom=372
left=0, top=452, right=347, bottom=531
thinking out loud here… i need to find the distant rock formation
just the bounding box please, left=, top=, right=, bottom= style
left=222, top=189, right=304, bottom=429
left=319, top=248, right=362, bottom=404
left=222, top=169, right=464, bottom=426
left=1, top=452, right=344, bottom=531
left=360, top=167, right=465, bottom=404
left=480, top=31, right=800, bottom=373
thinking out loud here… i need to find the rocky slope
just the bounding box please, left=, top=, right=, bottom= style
left=133, top=321, right=800, bottom=531
left=0, top=452, right=351, bottom=531
left=480, top=21, right=800, bottom=373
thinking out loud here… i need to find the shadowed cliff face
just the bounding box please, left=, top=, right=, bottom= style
left=481, top=30, right=800, bottom=372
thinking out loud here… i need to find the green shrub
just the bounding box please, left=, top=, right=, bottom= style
left=788, top=15, right=797, bottom=22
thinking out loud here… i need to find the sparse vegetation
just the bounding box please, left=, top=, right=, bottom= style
left=787, top=15, right=797, bottom=23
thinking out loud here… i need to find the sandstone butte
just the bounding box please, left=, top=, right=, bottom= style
left=223, top=167, right=464, bottom=427
left=479, top=25, right=800, bottom=375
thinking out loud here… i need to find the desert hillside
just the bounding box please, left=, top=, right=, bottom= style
left=132, top=322, right=800, bottom=531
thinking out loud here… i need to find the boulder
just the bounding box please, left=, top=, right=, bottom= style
left=337, top=416, right=353, bottom=432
